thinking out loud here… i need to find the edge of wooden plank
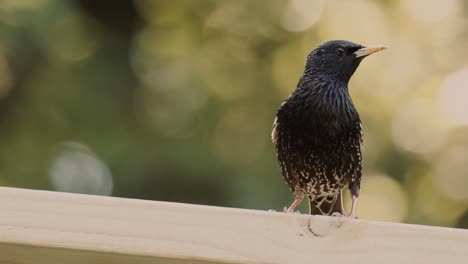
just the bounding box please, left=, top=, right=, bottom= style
left=1, top=187, right=467, bottom=264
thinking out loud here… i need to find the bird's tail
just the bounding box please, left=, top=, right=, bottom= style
left=308, top=191, right=344, bottom=215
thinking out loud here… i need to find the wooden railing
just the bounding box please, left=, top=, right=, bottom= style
left=1, top=187, right=467, bottom=264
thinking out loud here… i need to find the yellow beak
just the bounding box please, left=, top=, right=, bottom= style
left=354, top=45, right=387, bottom=58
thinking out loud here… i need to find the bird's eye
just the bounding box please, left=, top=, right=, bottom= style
left=337, top=48, right=345, bottom=56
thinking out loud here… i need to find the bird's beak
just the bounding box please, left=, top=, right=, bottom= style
left=354, top=45, right=387, bottom=58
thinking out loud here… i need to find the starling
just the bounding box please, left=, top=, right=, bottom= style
left=272, top=40, right=386, bottom=217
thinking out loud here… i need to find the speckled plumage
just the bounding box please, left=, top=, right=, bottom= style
left=272, top=40, right=385, bottom=216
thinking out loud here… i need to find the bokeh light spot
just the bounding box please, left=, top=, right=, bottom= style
left=402, top=0, right=459, bottom=24
left=213, top=108, right=267, bottom=166
left=415, top=174, right=467, bottom=226
left=319, top=0, right=389, bottom=41
left=392, top=98, right=448, bottom=155
left=0, top=0, right=49, bottom=13
left=366, top=39, right=424, bottom=102
left=47, top=16, right=99, bottom=61
left=196, top=41, right=256, bottom=100
left=271, top=41, right=307, bottom=97
left=346, top=173, right=408, bottom=222
left=434, top=146, right=468, bottom=201
left=439, top=68, right=468, bottom=125
left=280, top=0, right=324, bottom=32
left=140, top=84, right=205, bottom=138
left=49, top=142, right=113, bottom=196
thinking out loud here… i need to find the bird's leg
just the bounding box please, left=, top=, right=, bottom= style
left=285, top=194, right=304, bottom=213
left=348, top=195, right=358, bottom=218
left=348, top=182, right=360, bottom=218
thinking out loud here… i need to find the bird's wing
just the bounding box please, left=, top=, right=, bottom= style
left=359, top=121, right=364, bottom=144
left=271, top=117, right=279, bottom=144
left=271, top=99, right=288, bottom=144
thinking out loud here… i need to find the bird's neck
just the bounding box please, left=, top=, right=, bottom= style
left=295, top=72, right=359, bottom=126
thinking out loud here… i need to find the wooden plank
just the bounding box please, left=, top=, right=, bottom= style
left=0, top=187, right=467, bottom=264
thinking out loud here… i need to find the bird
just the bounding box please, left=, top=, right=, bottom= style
left=271, top=40, right=386, bottom=217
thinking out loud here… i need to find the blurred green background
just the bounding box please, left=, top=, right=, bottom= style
left=1, top=0, right=468, bottom=228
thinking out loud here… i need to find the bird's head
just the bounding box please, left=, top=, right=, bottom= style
left=305, top=40, right=386, bottom=82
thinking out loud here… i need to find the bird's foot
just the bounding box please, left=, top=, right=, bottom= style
left=331, top=212, right=344, bottom=217
left=268, top=208, right=301, bottom=213
left=284, top=196, right=304, bottom=213
left=348, top=195, right=359, bottom=219
left=347, top=213, right=358, bottom=219
left=283, top=206, right=301, bottom=213
left=330, top=212, right=358, bottom=219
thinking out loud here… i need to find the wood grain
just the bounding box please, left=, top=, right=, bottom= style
left=0, top=187, right=467, bottom=264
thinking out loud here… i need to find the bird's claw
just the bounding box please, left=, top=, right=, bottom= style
left=330, top=212, right=358, bottom=219
left=347, top=214, right=358, bottom=219
left=283, top=206, right=301, bottom=213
